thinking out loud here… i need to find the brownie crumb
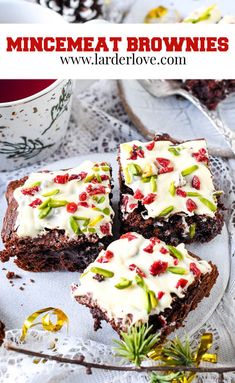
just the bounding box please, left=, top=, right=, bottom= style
left=6, top=271, right=21, bottom=280
left=93, top=274, right=105, bottom=282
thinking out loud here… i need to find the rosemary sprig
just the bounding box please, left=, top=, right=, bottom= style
left=161, top=336, right=194, bottom=366
left=150, top=372, right=181, bottom=383
left=113, top=324, right=159, bottom=366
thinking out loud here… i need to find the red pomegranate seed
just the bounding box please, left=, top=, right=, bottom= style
left=128, top=145, right=145, bottom=160
left=129, top=264, right=146, bottom=278
left=100, top=223, right=111, bottom=236
left=66, top=202, right=78, bottom=213
left=97, top=250, right=114, bottom=263
left=121, top=233, right=137, bottom=241
left=192, top=148, right=208, bottom=163
left=190, top=262, right=201, bottom=277
left=54, top=173, right=69, bottom=184
left=157, top=291, right=165, bottom=300
left=142, top=193, right=156, bottom=205
left=176, top=188, right=187, bottom=198
left=101, top=175, right=109, bottom=181
left=156, top=158, right=170, bottom=167
left=146, top=141, right=155, bottom=151
left=186, top=198, right=197, bottom=212
left=68, top=172, right=87, bottom=181
left=129, top=203, right=138, bottom=210
left=143, top=243, right=154, bottom=253
left=174, top=259, right=179, bottom=265
left=149, top=261, right=168, bottom=276
left=133, top=189, right=144, bottom=200
left=150, top=237, right=161, bottom=244
left=159, top=166, right=174, bottom=174
left=86, top=184, right=106, bottom=195
left=192, top=175, right=201, bottom=190
left=160, top=247, right=168, bottom=254
left=29, top=198, right=42, bottom=208
left=176, top=278, right=188, bottom=289
left=21, top=186, right=39, bottom=196
left=79, top=192, right=87, bottom=201
left=77, top=202, right=89, bottom=208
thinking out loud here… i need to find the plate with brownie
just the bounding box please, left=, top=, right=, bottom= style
left=0, top=135, right=230, bottom=343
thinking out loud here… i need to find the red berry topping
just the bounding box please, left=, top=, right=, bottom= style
left=128, top=144, right=145, bottom=160
left=129, top=203, right=138, bottom=210
left=21, top=186, right=39, bottom=196
left=160, top=247, right=168, bottom=254
left=146, top=141, right=155, bottom=151
left=79, top=192, right=87, bottom=201
left=142, top=193, right=156, bottom=205
left=101, top=175, right=109, bottom=181
left=143, top=243, right=154, bottom=253
left=68, top=172, right=87, bottom=181
left=66, top=202, right=78, bottom=213
left=156, top=158, right=170, bottom=167
left=192, top=175, right=201, bottom=190
left=192, top=148, right=208, bottom=163
left=157, top=291, right=165, bottom=300
left=54, top=173, right=69, bottom=184
left=100, top=223, right=111, bottom=236
left=121, top=233, right=138, bottom=241
left=86, top=185, right=106, bottom=195
left=176, top=278, right=188, bottom=289
left=176, top=188, right=187, bottom=198
left=149, top=261, right=168, bottom=276
left=150, top=237, right=161, bottom=244
left=174, top=259, right=179, bottom=266
left=77, top=202, right=89, bottom=208
left=159, top=166, right=174, bottom=174
left=129, top=264, right=146, bottom=278
left=133, top=189, right=144, bottom=200
left=29, top=198, right=42, bottom=208
left=97, top=250, right=114, bottom=263
left=190, top=262, right=201, bottom=277
left=186, top=198, right=197, bottom=212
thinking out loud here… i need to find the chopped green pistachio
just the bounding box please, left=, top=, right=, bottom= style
left=95, top=173, right=102, bottom=183
left=158, top=206, right=174, bottom=217
left=128, top=163, right=142, bottom=176
left=169, top=182, right=176, bottom=196
left=84, top=174, right=95, bottom=183
left=186, top=192, right=201, bottom=197
left=38, top=198, right=51, bottom=210
left=198, top=196, right=217, bottom=212
left=92, top=166, right=100, bottom=172
left=39, top=206, right=52, bottom=219
left=88, top=228, right=96, bottom=233
left=73, top=216, right=90, bottom=226
left=98, top=196, right=105, bottom=204
left=142, top=164, right=153, bottom=178
left=141, top=176, right=151, bottom=183
left=167, top=245, right=184, bottom=260
left=29, top=181, right=41, bottom=188
left=115, top=278, right=132, bottom=289
left=124, top=167, right=132, bottom=184
left=42, top=189, right=60, bottom=197
left=88, top=215, right=104, bottom=227
left=48, top=199, right=68, bottom=208
left=213, top=191, right=223, bottom=197
left=184, top=4, right=216, bottom=23
left=80, top=270, right=89, bottom=278
left=145, top=291, right=151, bottom=314
left=181, top=165, right=199, bottom=177
left=189, top=223, right=196, bottom=239
left=167, top=267, right=188, bottom=275
left=70, top=216, right=81, bottom=235
left=149, top=290, right=158, bottom=309
left=168, top=147, right=181, bottom=156
left=135, top=275, right=145, bottom=289
left=90, top=267, right=114, bottom=278
left=150, top=176, right=157, bottom=192
left=101, top=165, right=110, bottom=172
left=103, top=207, right=110, bottom=215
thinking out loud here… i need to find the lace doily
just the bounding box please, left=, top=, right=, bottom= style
left=0, top=80, right=235, bottom=382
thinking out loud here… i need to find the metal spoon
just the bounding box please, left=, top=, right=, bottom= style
left=138, top=79, right=235, bottom=158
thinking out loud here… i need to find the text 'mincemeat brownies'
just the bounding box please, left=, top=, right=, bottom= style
left=118, top=135, right=223, bottom=245
left=72, top=232, right=218, bottom=338
left=0, top=160, right=114, bottom=272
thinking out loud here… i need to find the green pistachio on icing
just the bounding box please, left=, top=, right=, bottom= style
left=149, top=290, right=158, bottom=309
left=124, top=167, right=132, bottom=184
left=213, top=191, right=223, bottom=197
left=101, top=165, right=110, bottom=172
left=169, top=182, right=176, bottom=196
left=39, top=206, right=52, bottom=219
left=189, top=223, right=196, bottom=239
left=95, top=173, right=102, bottom=183
left=103, top=207, right=110, bottom=215
left=198, top=196, right=217, bottom=212
left=168, top=147, right=181, bottom=156
left=84, top=174, right=95, bottom=183
left=167, top=267, right=188, bottom=275
left=42, top=189, right=60, bottom=197
left=73, top=216, right=90, bottom=226
left=181, top=165, right=199, bottom=177
left=128, top=163, right=142, bottom=176
left=186, top=192, right=201, bottom=197
left=115, top=278, right=132, bottom=289
left=167, top=246, right=184, bottom=260
left=29, top=181, right=41, bottom=188
left=141, top=177, right=151, bottom=183
left=88, top=228, right=96, bottom=233
left=145, top=291, right=152, bottom=314
left=48, top=199, right=68, bottom=208
left=70, top=216, right=82, bottom=234
left=88, top=215, right=104, bottom=227
left=135, top=275, right=145, bottom=289
left=90, top=267, right=114, bottom=278
left=98, top=196, right=105, bottom=204
left=150, top=176, right=157, bottom=192
left=38, top=198, right=51, bottom=209
left=158, top=206, right=174, bottom=217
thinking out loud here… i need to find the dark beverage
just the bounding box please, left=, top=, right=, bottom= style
left=0, top=80, right=56, bottom=103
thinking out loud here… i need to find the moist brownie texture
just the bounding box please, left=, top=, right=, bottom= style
left=181, top=80, right=235, bottom=110
left=72, top=232, right=218, bottom=338
left=118, top=134, right=223, bottom=245
left=0, top=161, right=114, bottom=272
left=0, top=321, right=5, bottom=346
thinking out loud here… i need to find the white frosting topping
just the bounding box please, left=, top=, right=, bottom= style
left=73, top=232, right=212, bottom=325
left=14, top=160, right=114, bottom=239
left=120, top=139, right=218, bottom=219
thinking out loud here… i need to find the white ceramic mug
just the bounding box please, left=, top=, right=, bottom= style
left=0, top=0, right=74, bottom=171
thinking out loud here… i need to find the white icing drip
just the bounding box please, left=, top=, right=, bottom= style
left=73, top=233, right=212, bottom=325
left=14, top=161, right=114, bottom=239
left=120, top=139, right=217, bottom=219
